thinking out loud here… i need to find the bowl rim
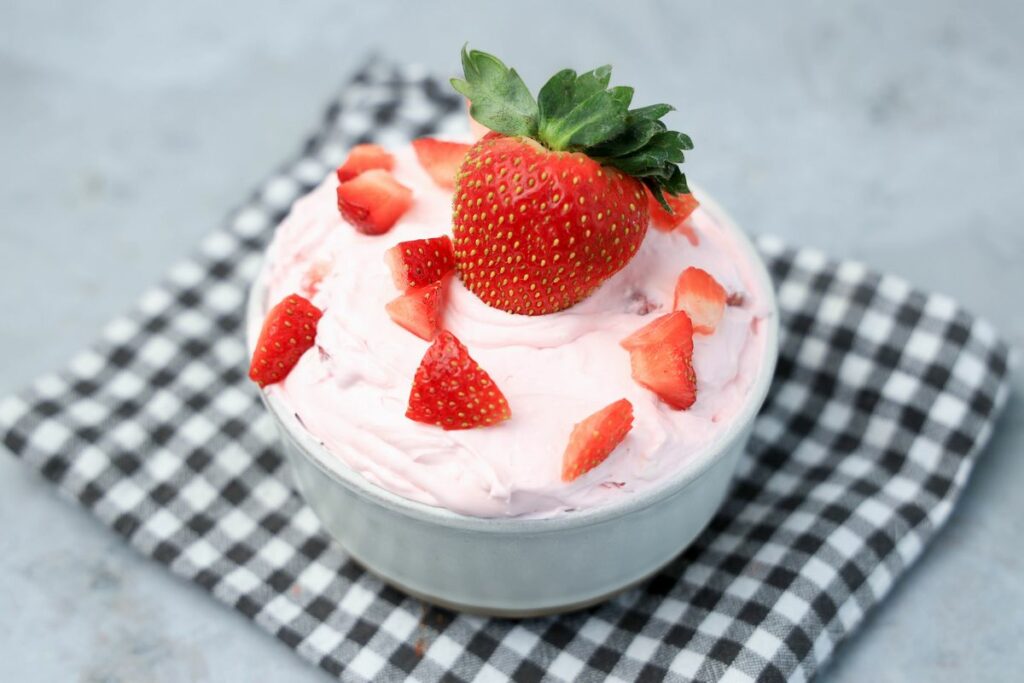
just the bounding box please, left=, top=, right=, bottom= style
left=248, top=186, right=779, bottom=534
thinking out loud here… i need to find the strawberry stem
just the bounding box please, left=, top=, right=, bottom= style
left=451, top=46, right=692, bottom=210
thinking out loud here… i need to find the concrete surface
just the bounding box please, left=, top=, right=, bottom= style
left=1, top=1, right=1022, bottom=680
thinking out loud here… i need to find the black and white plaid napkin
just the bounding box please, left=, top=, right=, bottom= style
left=0, top=60, right=1015, bottom=683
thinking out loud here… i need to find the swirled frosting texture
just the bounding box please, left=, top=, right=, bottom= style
left=260, top=146, right=769, bottom=518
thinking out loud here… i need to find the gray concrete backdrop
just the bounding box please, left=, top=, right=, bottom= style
left=1, top=1, right=1022, bottom=681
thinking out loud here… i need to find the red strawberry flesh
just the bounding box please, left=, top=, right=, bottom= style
left=406, top=331, right=511, bottom=430
left=648, top=189, right=700, bottom=233
left=336, top=144, right=395, bottom=182
left=412, top=138, right=472, bottom=189
left=621, top=311, right=697, bottom=410
left=452, top=135, right=649, bottom=315
left=562, top=399, right=634, bottom=482
left=385, top=235, right=456, bottom=291
left=385, top=278, right=446, bottom=341
left=336, top=169, right=412, bottom=235
left=249, top=294, right=323, bottom=388
left=673, top=267, right=727, bottom=334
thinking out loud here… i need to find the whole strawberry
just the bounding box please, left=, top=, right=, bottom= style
left=451, top=48, right=693, bottom=315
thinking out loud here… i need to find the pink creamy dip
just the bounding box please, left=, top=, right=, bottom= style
left=258, top=145, right=769, bottom=518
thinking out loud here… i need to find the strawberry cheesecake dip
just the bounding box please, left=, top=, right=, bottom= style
left=249, top=49, right=770, bottom=519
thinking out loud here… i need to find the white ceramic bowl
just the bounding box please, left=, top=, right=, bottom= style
left=248, top=192, right=778, bottom=617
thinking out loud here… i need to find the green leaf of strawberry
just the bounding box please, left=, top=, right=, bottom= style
left=450, top=46, right=538, bottom=139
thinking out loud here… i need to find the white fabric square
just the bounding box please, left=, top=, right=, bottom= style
left=71, top=446, right=108, bottom=481
left=882, top=371, right=918, bottom=404
left=424, top=634, right=461, bottom=670
left=548, top=650, right=585, bottom=682
left=259, top=537, right=294, bottom=568
left=348, top=645, right=387, bottom=679
left=106, top=479, right=146, bottom=512
left=720, top=668, right=757, bottom=683
left=744, top=627, right=783, bottom=661
left=200, top=231, right=238, bottom=259
left=29, top=421, right=71, bottom=452
left=264, top=594, right=303, bottom=627
left=305, top=624, right=345, bottom=657
left=220, top=508, right=257, bottom=541
left=931, top=393, right=968, bottom=426
left=147, top=449, right=180, bottom=482
left=107, top=371, right=145, bottom=399
left=103, top=317, right=139, bottom=343
left=297, top=561, right=336, bottom=594
left=224, top=566, right=261, bottom=594
left=773, top=592, right=810, bottom=624
left=183, top=539, right=219, bottom=570
left=503, top=625, right=540, bottom=658
left=138, top=335, right=178, bottom=368
left=138, top=286, right=173, bottom=315
left=877, top=275, right=911, bottom=303
left=146, top=508, right=180, bottom=538
left=669, top=648, right=707, bottom=679
left=233, top=206, right=270, bottom=236
left=69, top=350, right=104, bottom=377
left=168, top=260, right=206, bottom=288
left=68, top=399, right=106, bottom=425
left=906, top=327, right=942, bottom=363
left=858, top=309, right=894, bottom=345
left=340, top=582, right=375, bottom=617
left=624, top=634, right=660, bottom=664
left=147, top=390, right=183, bottom=422
left=180, top=477, right=218, bottom=510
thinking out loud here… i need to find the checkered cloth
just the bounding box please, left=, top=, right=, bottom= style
left=0, top=60, right=1015, bottom=683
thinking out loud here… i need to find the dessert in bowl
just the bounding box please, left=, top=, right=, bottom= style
left=247, top=49, right=777, bottom=615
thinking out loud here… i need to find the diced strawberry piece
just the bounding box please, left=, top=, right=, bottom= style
left=562, top=399, right=634, bottom=482
left=406, top=331, right=511, bottom=430
left=648, top=190, right=700, bottom=241
left=248, top=294, right=323, bottom=387
left=412, top=138, right=472, bottom=189
left=336, top=144, right=395, bottom=182
left=385, top=279, right=446, bottom=340
left=621, top=311, right=697, bottom=410
left=336, top=170, right=413, bottom=235
left=673, top=267, right=727, bottom=334
left=385, top=236, right=456, bottom=291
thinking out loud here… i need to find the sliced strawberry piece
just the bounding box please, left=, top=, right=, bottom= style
left=648, top=190, right=700, bottom=243
left=336, top=144, right=395, bottom=182
left=248, top=294, right=323, bottom=388
left=406, top=331, right=511, bottom=430
left=562, top=399, right=634, bottom=482
left=385, top=235, right=456, bottom=291
left=385, top=278, right=446, bottom=340
left=621, top=311, right=697, bottom=410
left=336, top=170, right=413, bottom=235
left=412, top=138, right=472, bottom=189
left=673, top=267, right=727, bottom=334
